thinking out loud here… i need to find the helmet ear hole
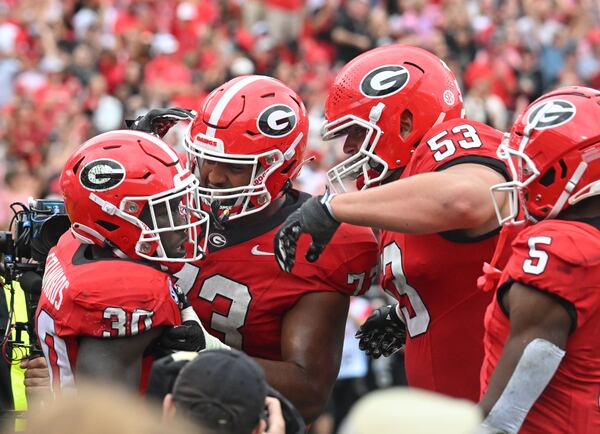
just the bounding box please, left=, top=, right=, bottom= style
left=97, top=220, right=119, bottom=231
left=558, top=159, right=568, bottom=178
left=539, top=159, right=569, bottom=187
left=539, top=167, right=556, bottom=187
left=400, top=109, right=413, bottom=139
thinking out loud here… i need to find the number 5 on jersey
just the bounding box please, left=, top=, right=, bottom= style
left=523, top=236, right=552, bottom=275
left=381, top=242, right=431, bottom=337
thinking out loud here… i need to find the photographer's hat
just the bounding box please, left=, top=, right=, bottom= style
left=172, top=349, right=268, bottom=434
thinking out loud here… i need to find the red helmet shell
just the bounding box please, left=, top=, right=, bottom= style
left=185, top=75, right=308, bottom=220
left=507, top=86, right=600, bottom=220
left=61, top=130, right=202, bottom=261
left=325, top=45, right=464, bottom=171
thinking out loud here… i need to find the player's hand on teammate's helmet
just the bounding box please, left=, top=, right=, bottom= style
left=126, top=107, right=196, bottom=138
left=355, top=304, right=406, bottom=358
left=274, top=190, right=340, bottom=273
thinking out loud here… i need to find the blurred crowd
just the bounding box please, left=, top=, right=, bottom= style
left=0, top=0, right=599, bottom=228
left=2, top=2, right=598, bottom=433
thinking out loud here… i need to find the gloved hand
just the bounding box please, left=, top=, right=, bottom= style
left=274, top=190, right=340, bottom=273
left=161, top=280, right=230, bottom=352
left=355, top=304, right=406, bottom=358
left=158, top=321, right=206, bottom=352
left=126, top=107, right=196, bottom=138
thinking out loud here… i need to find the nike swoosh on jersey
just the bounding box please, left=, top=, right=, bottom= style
left=251, top=245, right=275, bottom=256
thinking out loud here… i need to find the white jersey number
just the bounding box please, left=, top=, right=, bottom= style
left=426, top=124, right=483, bottom=162
left=198, top=275, right=252, bottom=349
left=381, top=242, right=430, bottom=338
left=37, top=310, right=75, bottom=390
left=102, top=307, right=154, bottom=337
left=523, top=236, right=552, bottom=275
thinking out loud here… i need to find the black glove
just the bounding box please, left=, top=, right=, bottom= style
left=355, top=304, right=406, bottom=359
left=274, top=191, right=340, bottom=273
left=126, top=107, right=196, bottom=138
left=157, top=321, right=207, bottom=352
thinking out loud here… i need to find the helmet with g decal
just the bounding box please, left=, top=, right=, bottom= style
left=60, top=130, right=208, bottom=262
left=491, top=86, right=600, bottom=225
left=184, top=75, right=308, bottom=222
left=323, top=45, right=464, bottom=192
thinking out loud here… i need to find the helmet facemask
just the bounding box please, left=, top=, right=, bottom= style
left=491, top=132, right=596, bottom=226
left=490, top=133, right=540, bottom=226
left=492, top=87, right=600, bottom=226
left=324, top=103, right=387, bottom=193
left=185, top=128, right=286, bottom=225
left=85, top=172, right=208, bottom=263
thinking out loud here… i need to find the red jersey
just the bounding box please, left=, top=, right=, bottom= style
left=481, top=218, right=600, bottom=433
left=36, top=231, right=181, bottom=391
left=175, top=191, right=378, bottom=360
left=380, top=118, right=512, bottom=401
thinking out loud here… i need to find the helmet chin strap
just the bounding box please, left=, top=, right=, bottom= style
left=369, top=102, right=385, bottom=123
left=288, top=155, right=315, bottom=180
left=71, top=223, right=106, bottom=245
left=210, top=200, right=230, bottom=230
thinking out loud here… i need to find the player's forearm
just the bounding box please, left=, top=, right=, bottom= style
left=480, top=337, right=565, bottom=433
left=253, top=357, right=332, bottom=423
left=330, top=171, right=495, bottom=234
left=479, top=336, right=526, bottom=416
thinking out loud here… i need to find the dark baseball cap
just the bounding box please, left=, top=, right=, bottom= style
left=171, top=349, right=268, bottom=434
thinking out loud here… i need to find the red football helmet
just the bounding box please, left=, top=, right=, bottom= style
left=60, top=130, right=209, bottom=262
left=491, top=86, right=600, bottom=225
left=184, top=75, right=308, bottom=222
left=323, top=45, right=464, bottom=192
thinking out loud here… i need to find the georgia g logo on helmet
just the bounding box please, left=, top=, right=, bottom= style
left=79, top=158, right=126, bottom=191
left=527, top=99, right=576, bottom=130
left=360, top=65, right=410, bottom=98
left=257, top=104, right=297, bottom=138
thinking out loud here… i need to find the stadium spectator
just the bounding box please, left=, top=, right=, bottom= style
left=338, top=387, right=482, bottom=434
left=17, top=380, right=196, bottom=434
left=1, top=0, right=599, bottom=232
left=330, top=0, right=374, bottom=64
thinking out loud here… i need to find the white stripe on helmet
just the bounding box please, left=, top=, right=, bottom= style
left=205, top=75, right=271, bottom=137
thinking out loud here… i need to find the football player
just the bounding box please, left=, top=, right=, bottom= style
left=36, top=130, right=215, bottom=391
left=274, top=45, right=515, bottom=401
left=479, top=86, right=600, bottom=433
left=151, top=75, right=379, bottom=422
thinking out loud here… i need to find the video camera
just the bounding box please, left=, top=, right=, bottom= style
left=0, top=198, right=70, bottom=361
